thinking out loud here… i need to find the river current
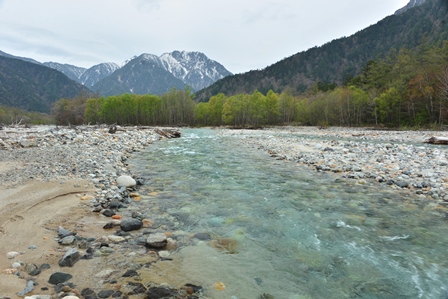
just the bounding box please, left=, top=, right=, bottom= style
left=129, top=128, right=448, bottom=299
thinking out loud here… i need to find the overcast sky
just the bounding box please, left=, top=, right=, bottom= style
left=0, top=0, right=410, bottom=74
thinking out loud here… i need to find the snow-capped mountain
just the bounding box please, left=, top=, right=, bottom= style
left=159, top=51, right=233, bottom=91
left=80, top=62, right=120, bottom=88
left=92, top=54, right=186, bottom=96
left=92, top=51, right=233, bottom=96
left=42, top=62, right=87, bottom=82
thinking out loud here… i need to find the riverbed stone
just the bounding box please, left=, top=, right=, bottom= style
left=48, top=272, right=73, bottom=284
left=120, top=218, right=142, bottom=231
left=58, top=248, right=80, bottom=267
left=117, top=175, right=136, bottom=188
left=146, top=233, right=167, bottom=248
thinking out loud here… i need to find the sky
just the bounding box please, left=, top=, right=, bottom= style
left=0, top=0, right=410, bottom=74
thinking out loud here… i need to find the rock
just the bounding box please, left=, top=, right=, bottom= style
left=107, top=235, right=126, bottom=243
left=95, top=269, right=115, bottom=279
left=17, top=280, right=34, bottom=296
left=120, top=218, right=142, bottom=232
left=98, top=290, right=115, bottom=298
left=59, top=235, right=76, bottom=245
left=145, top=233, right=167, bottom=248
left=11, top=262, right=22, bottom=269
left=146, top=287, right=175, bottom=298
left=158, top=251, right=170, bottom=258
left=122, top=269, right=138, bottom=277
left=58, top=226, right=75, bottom=238
left=142, top=219, right=154, bottom=228
left=127, top=282, right=147, bottom=294
left=62, top=297, right=80, bottom=299
left=103, top=209, right=116, bottom=217
left=58, top=248, right=80, bottom=267
left=24, top=295, right=52, bottom=299
left=81, top=288, right=97, bottom=299
left=116, top=175, right=136, bottom=188
left=103, top=222, right=115, bottom=229
left=25, top=263, right=38, bottom=274
left=49, top=272, right=73, bottom=284
left=6, top=251, right=20, bottom=259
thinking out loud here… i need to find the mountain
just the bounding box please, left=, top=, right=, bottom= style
left=92, top=54, right=186, bottom=96
left=80, top=62, right=120, bottom=88
left=92, top=51, right=232, bottom=96
left=194, top=0, right=448, bottom=102
left=0, top=50, right=41, bottom=65
left=0, top=55, right=91, bottom=113
left=395, top=0, right=426, bottom=14
left=43, top=62, right=87, bottom=82
left=159, top=51, right=233, bottom=91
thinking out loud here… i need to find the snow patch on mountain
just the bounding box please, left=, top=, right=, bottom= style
left=80, top=62, right=120, bottom=88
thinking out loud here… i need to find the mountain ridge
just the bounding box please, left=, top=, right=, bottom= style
left=194, top=0, right=448, bottom=101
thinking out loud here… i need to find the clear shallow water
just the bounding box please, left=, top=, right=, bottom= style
left=129, top=128, right=448, bottom=299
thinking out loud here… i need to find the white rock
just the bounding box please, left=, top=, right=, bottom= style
left=6, top=251, right=20, bottom=259
left=11, top=262, right=22, bottom=269
left=95, top=269, right=115, bottom=278
left=107, top=235, right=125, bottom=243
left=25, top=296, right=52, bottom=299
left=158, top=250, right=170, bottom=258
left=116, top=175, right=136, bottom=187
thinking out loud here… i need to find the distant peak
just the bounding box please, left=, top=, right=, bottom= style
left=395, top=0, right=426, bottom=15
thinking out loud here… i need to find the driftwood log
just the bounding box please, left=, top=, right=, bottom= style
left=424, top=136, right=448, bottom=145
left=155, top=128, right=181, bottom=139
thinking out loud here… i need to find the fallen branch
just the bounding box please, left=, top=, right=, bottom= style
left=155, top=128, right=181, bottom=138
left=424, top=136, right=448, bottom=145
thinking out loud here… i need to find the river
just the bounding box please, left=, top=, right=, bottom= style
left=129, top=128, right=448, bottom=299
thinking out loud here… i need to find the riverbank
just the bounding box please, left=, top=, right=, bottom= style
left=220, top=126, right=448, bottom=201
left=0, top=125, right=164, bottom=299
left=1, top=125, right=448, bottom=299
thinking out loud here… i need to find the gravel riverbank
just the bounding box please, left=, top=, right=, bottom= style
left=221, top=126, right=448, bottom=202
left=1, top=125, right=448, bottom=299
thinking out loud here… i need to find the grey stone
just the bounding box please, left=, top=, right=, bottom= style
left=120, top=218, right=142, bottom=232
left=58, top=248, right=80, bottom=267
left=48, top=272, right=73, bottom=284
left=59, top=235, right=76, bottom=245
left=17, top=280, right=34, bottom=296
left=145, top=233, right=167, bottom=248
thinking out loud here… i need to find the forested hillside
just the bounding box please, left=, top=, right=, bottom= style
left=194, top=0, right=448, bottom=102
left=0, top=56, right=91, bottom=113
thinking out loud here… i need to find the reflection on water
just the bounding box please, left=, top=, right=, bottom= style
left=129, top=129, right=448, bottom=299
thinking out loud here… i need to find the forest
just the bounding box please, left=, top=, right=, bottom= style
left=48, top=42, right=448, bottom=129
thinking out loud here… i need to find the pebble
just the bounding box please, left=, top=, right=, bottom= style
left=146, top=233, right=168, bottom=248
left=117, top=175, right=137, bottom=188
left=6, top=251, right=20, bottom=259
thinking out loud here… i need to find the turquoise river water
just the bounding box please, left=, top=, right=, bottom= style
left=129, top=128, right=448, bottom=299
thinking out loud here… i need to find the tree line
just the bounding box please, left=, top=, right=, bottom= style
left=52, top=42, right=448, bottom=128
